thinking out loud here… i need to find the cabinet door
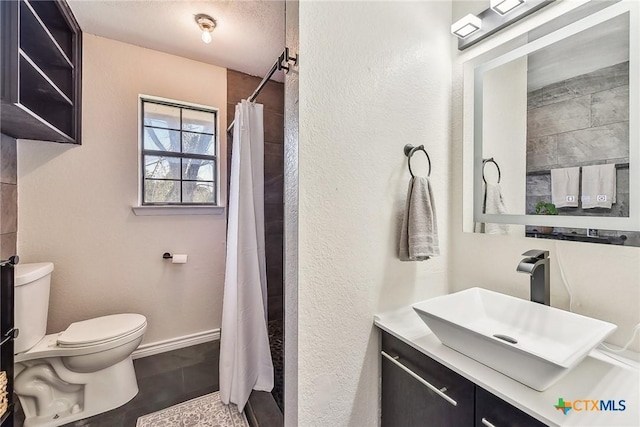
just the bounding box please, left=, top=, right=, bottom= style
left=381, top=332, right=474, bottom=427
left=476, top=387, right=547, bottom=427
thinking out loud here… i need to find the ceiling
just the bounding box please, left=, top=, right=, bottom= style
left=67, top=0, right=286, bottom=81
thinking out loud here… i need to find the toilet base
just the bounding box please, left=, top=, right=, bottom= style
left=19, top=356, right=139, bottom=427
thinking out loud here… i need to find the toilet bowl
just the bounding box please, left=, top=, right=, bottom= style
left=13, top=262, right=147, bottom=427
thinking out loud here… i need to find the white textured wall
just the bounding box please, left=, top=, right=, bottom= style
left=18, top=34, right=228, bottom=345
left=451, top=2, right=640, bottom=351
left=452, top=0, right=489, bottom=22
left=298, top=2, right=452, bottom=425
left=284, top=0, right=299, bottom=425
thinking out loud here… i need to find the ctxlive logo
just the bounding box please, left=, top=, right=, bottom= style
left=554, top=398, right=626, bottom=415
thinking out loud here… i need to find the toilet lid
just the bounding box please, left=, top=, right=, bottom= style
left=57, top=313, right=147, bottom=347
left=15, top=262, right=54, bottom=287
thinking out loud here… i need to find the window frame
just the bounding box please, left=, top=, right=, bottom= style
left=138, top=95, right=220, bottom=207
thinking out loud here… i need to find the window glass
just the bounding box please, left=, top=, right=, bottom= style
left=144, top=156, right=180, bottom=179
left=141, top=98, right=217, bottom=205
left=143, top=103, right=180, bottom=130
left=145, top=179, right=180, bottom=203
left=182, top=109, right=216, bottom=134
left=182, top=158, right=214, bottom=181
left=143, top=128, right=181, bottom=152
left=182, top=182, right=215, bottom=203
left=182, top=132, right=215, bottom=155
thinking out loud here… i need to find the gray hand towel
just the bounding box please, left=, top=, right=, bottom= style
left=399, top=177, right=440, bottom=261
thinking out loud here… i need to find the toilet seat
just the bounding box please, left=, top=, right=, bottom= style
left=15, top=314, right=147, bottom=363
left=57, top=314, right=147, bottom=348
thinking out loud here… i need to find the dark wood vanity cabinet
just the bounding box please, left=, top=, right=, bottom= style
left=476, top=387, right=547, bottom=427
left=381, top=332, right=474, bottom=426
left=1, top=0, right=82, bottom=144
left=381, top=331, right=547, bottom=427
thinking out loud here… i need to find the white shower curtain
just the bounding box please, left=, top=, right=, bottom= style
left=220, top=100, right=274, bottom=412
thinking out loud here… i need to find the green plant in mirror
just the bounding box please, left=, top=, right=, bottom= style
left=534, top=201, right=558, bottom=215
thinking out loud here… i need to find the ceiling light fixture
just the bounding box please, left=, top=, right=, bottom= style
left=195, top=14, right=216, bottom=44
left=490, top=0, right=526, bottom=16
left=451, top=14, right=482, bottom=39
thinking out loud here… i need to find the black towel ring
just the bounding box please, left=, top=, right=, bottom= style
left=482, top=158, right=501, bottom=184
left=403, top=144, right=431, bottom=177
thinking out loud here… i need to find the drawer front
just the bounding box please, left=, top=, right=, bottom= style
left=476, top=387, right=548, bottom=427
left=381, top=331, right=474, bottom=427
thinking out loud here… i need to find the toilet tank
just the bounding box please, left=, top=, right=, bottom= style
left=14, top=262, right=54, bottom=353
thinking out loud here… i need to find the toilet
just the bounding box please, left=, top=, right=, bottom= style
left=13, top=262, right=147, bottom=427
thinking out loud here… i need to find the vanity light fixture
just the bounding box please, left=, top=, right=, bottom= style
left=195, top=14, right=216, bottom=44
left=451, top=14, right=482, bottom=39
left=490, top=0, right=526, bottom=16
left=456, top=0, right=553, bottom=50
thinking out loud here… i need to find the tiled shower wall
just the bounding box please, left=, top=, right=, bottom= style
left=0, top=134, right=17, bottom=259
left=526, top=61, right=629, bottom=217
left=227, top=69, right=284, bottom=322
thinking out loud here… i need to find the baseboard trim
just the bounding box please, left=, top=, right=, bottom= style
left=132, top=329, right=220, bottom=359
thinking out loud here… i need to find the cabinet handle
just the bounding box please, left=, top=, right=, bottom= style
left=481, top=418, right=497, bottom=427
left=381, top=350, right=457, bottom=407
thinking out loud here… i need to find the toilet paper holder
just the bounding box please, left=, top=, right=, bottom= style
left=162, top=253, right=188, bottom=264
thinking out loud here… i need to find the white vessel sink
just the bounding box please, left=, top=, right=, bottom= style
left=412, top=287, right=617, bottom=391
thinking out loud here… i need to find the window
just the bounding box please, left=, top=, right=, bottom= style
left=140, top=97, right=218, bottom=205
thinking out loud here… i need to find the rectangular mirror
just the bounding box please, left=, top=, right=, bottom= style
left=465, top=1, right=640, bottom=246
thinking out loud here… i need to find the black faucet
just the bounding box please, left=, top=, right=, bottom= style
left=516, top=250, right=550, bottom=305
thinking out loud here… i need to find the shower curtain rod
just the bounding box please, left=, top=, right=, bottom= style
left=227, top=48, right=297, bottom=133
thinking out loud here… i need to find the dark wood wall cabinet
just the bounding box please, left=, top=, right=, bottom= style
left=1, top=257, right=18, bottom=427
left=381, top=332, right=546, bottom=427
left=1, top=0, right=82, bottom=144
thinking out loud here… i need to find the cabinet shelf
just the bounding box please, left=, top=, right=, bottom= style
left=1, top=0, right=81, bottom=144
left=19, top=55, right=74, bottom=137
left=28, top=0, right=73, bottom=59
left=19, top=50, right=73, bottom=106
left=21, top=0, right=73, bottom=68
left=0, top=100, right=73, bottom=143
left=20, top=0, right=74, bottom=100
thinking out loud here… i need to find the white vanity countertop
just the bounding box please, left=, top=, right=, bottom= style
left=375, top=306, right=640, bottom=427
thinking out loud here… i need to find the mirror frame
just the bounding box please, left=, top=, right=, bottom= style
left=464, top=1, right=639, bottom=231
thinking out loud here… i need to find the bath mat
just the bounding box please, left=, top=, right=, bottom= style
left=136, top=392, right=249, bottom=427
